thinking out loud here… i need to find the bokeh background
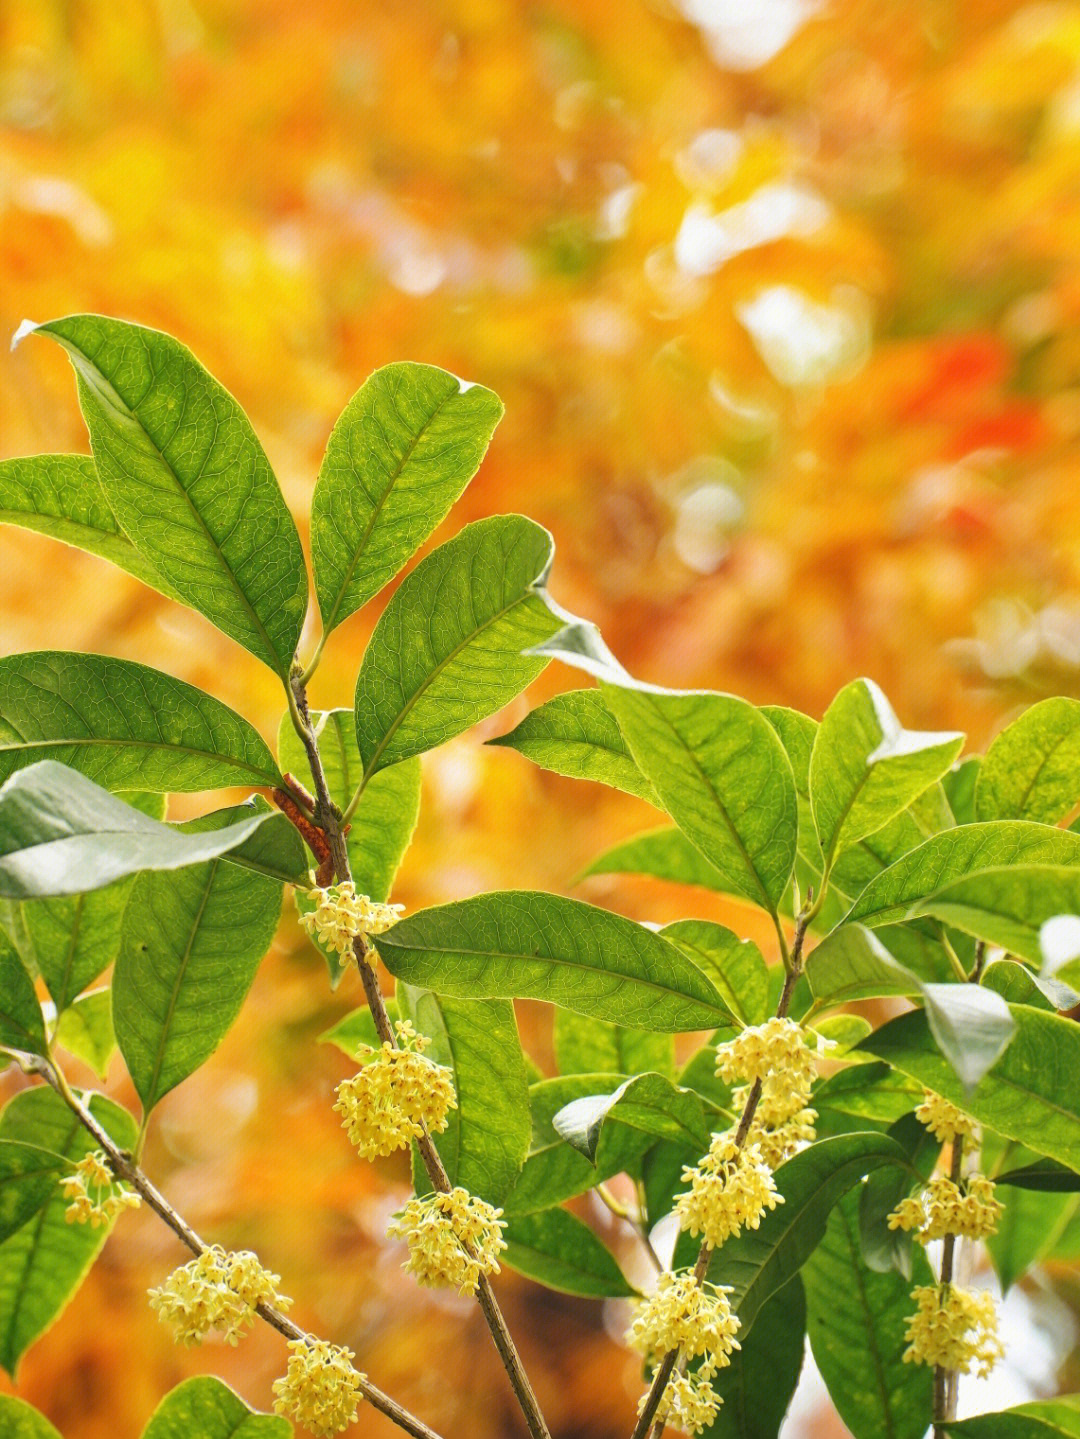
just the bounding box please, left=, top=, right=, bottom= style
left=4, top=0, right=1080, bottom=1434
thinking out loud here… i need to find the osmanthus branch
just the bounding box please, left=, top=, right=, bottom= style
left=632, top=912, right=812, bottom=1439
left=287, top=668, right=553, bottom=1439
left=23, top=1054, right=444, bottom=1439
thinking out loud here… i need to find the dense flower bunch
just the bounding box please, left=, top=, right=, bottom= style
left=737, top=1089, right=818, bottom=1169
left=903, top=1284, right=1004, bottom=1378
left=915, top=1091, right=980, bottom=1145
left=148, top=1245, right=291, bottom=1345
left=387, top=1186, right=507, bottom=1295
left=61, top=1150, right=141, bottom=1226
left=299, top=881, right=404, bottom=957
left=644, top=1370, right=723, bottom=1436
left=674, top=1135, right=782, bottom=1249
left=627, top=1272, right=741, bottom=1396
left=716, top=1018, right=818, bottom=1166
left=272, top=1338, right=366, bottom=1437
left=334, top=1019, right=457, bottom=1160
left=889, top=1175, right=1002, bottom=1244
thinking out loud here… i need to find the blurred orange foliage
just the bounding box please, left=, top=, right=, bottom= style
left=3, top=1, right=1080, bottom=1434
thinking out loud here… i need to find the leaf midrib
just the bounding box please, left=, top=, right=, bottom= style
left=0, top=733, right=277, bottom=785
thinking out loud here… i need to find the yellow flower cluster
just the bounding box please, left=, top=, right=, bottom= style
left=627, top=1271, right=741, bottom=1377
left=334, top=1021, right=457, bottom=1160
left=61, top=1149, right=141, bottom=1227
left=387, top=1186, right=507, bottom=1295
left=903, top=1283, right=1004, bottom=1378
left=716, top=1019, right=817, bottom=1158
left=736, top=1088, right=818, bottom=1169
left=915, top=1091, right=980, bottom=1145
left=641, top=1369, right=722, bottom=1436
left=889, top=1175, right=1002, bottom=1244
left=300, top=882, right=404, bottom=957
left=272, top=1338, right=366, bottom=1438
left=674, top=1135, right=782, bottom=1249
left=148, top=1245, right=291, bottom=1346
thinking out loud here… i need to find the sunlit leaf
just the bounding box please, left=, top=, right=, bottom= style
left=975, top=697, right=1080, bottom=825
left=501, top=1208, right=636, bottom=1298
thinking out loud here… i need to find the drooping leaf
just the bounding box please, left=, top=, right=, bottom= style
left=20, top=316, right=308, bottom=677
left=0, top=1086, right=137, bottom=1375
left=397, top=986, right=530, bottom=1205
left=489, top=688, right=657, bottom=803
left=553, top=1073, right=713, bottom=1163
left=501, top=1208, right=637, bottom=1298
left=982, top=959, right=1079, bottom=1013
left=353, top=515, right=561, bottom=776
left=373, top=891, right=734, bottom=1032
left=705, top=1279, right=805, bottom=1439
left=0, top=761, right=272, bottom=899
left=553, top=1010, right=673, bottom=1079
left=660, top=920, right=768, bottom=1027
left=804, top=1187, right=934, bottom=1439
left=860, top=1004, right=1080, bottom=1170
left=858, top=1111, right=940, bottom=1277
left=311, top=362, right=503, bottom=635
left=813, top=1062, right=923, bottom=1139
left=141, top=1375, right=291, bottom=1438
left=995, top=1158, right=1080, bottom=1191
left=578, top=825, right=727, bottom=891
left=23, top=878, right=132, bottom=1014
left=0, top=454, right=177, bottom=599
left=0, top=931, right=46, bottom=1056
left=113, top=840, right=282, bottom=1113
left=53, top=989, right=116, bottom=1079
left=809, top=678, right=963, bottom=872
left=976, top=697, right=1080, bottom=825
left=0, top=651, right=281, bottom=791
left=846, top=822, right=1080, bottom=963
left=945, top=1397, right=1080, bottom=1436
left=919, top=982, right=1016, bottom=1091
left=0, top=1395, right=63, bottom=1438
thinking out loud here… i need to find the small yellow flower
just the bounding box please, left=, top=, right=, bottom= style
left=299, top=882, right=404, bottom=957
left=674, top=1135, right=783, bottom=1250
left=903, top=1283, right=1004, bottom=1378
left=61, top=1150, right=141, bottom=1227
left=736, top=1088, right=817, bottom=1169
left=334, top=1023, right=457, bottom=1161
left=148, top=1245, right=292, bottom=1346
left=273, top=1337, right=366, bottom=1437
left=641, top=1369, right=722, bottom=1436
left=888, top=1176, right=1001, bottom=1244
left=915, top=1091, right=979, bottom=1145
left=387, top=1186, right=506, bottom=1295
left=716, top=1019, right=817, bottom=1126
left=627, top=1271, right=740, bottom=1376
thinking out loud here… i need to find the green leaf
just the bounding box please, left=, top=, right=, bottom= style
left=982, top=959, right=1080, bottom=1013
left=23, top=879, right=132, bottom=1014
left=707, top=1132, right=911, bottom=1333
left=858, top=1112, right=940, bottom=1277
left=142, top=1376, right=291, bottom=1438
left=318, top=998, right=398, bottom=1058
left=806, top=923, right=923, bottom=1006
left=0, top=454, right=177, bottom=599
left=53, top=989, right=116, bottom=1079
left=372, top=891, right=735, bottom=1032
left=0, top=930, right=46, bottom=1055
left=761, top=705, right=818, bottom=798
left=354, top=515, right=561, bottom=776
left=804, top=1187, right=934, bottom=1439
left=945, top=1397, right=1080, bottom=1436
left=860, top=1004, right=1080, bottom=1169
left=0, top=761, right=273, bottom=899
left=976, top=697, right=1080, bottom=825
left=503, top=1074, right=651, bottom=1215
left=920, top=983, right=1016, bottom=1092
left=113, top=844, right=282, bottom=1112
left=0, top=1086, right=137, bottom=1375
left=552, top=1073, right=713, bottom=1163
left=811, top=1013, right=872, bottom=1052
left=704, top=1279, right=805, bottom=1439
left=813, top=1063, right=923, bottom=1139
left=597, top=685, right=798, bottom=916
left=553, top=1010, right=673, bottom=1079
left=809, top=678, right=963, bottom=871
left=660, top=920, right=768, bottom=1026
left=501, top=1208, right=637, bottom=1297
left=204, top=798, right=309, bottom=886
left=996, top=1158, right=1080, bottom=1190
left=397, top=986, right=529, bottom=1205
left=311, top=362, right=503, bottom=635
left=943, top=756, right=981, bottom=825
left=0, top=1395, right=63, bottom=1438
left=20, top=315, right=307, bottom=677
left=829, top=786, right=954, bottom=901
left=0, top=1138, right=68, bottom=1247
left=0, top=652, right=281, bottom=791
left=987, top=1175, right=1076, bottom=1292
left=578, top=825, right=727, bottom=891
left=846, top=822, right=1080, bottom=963
left=489, top=688, right=657, bottom=802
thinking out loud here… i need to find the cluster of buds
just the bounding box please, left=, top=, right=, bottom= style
left=334, top=1020, right=457, bottom=1160
left=889, top=1175, right=1002, bottom=1244
left=627, top=1270, right=741, bottom=1379
left=674, top=1134, right=782, bottom=1249
left=916, top=1091, right=980, bottom=1145
left=645, top=1369, right=722, bottom=1435
left=61, top=1149, right=141, bottom=1227
left=716, top=1018, right=818, bottom=1159
left=903, top=1283, right=1003, bottom=1378
left=387, top=1186, right=507, bottom=1295
left=148, top=1245, right=291, bottom=1346
left=273, top=1337, right=366, bottom=1438
left=299, top=881, right=404, bottom=957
